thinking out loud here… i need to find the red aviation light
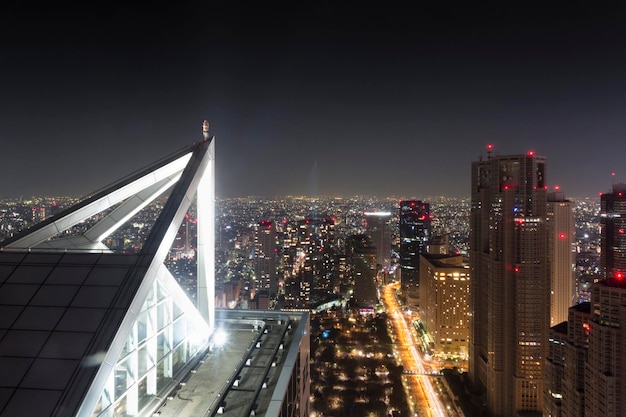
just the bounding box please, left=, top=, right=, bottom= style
left=514, top=266, right=520, bottom=273
left=554, top=185, right=560, bottom=191
left=487, top=144, right=493, bottom=150
left=615, top=271, right=624, bottom=280
left=559, top=233, right=566, bottom=239
left=528, top=150, right=534, bottom=156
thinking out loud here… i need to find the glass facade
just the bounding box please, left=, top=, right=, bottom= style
left=92, top=276, right=206, bottom=417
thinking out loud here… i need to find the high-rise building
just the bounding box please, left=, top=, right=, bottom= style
left=364, top=211, right=392, bottom=271
left=346, top=234, right=378, bottom=313
left=583, top=279, right=626, bottom=417
left=543, top=321, right=567, bottom=417
left=419, top=253, right=470, bottom=361
left=600, top=183, right=626, bottom=281
left=399, top=200, right=431, bottom=290
left=561, top=302, right=590, bottom=417
left=547, top=190, right=576, bottom=327
left=469, top=150, right=550, bottom=416
left=0, top=123, right=311, bottom=417
left=254, top=220, right=278, bottom=299
left=544, top=184, right=626, bottom=417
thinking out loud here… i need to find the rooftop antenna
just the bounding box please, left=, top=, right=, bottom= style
left=487, top=144, right=493, bottom=160
left=202, top=120, right=210, bottom=141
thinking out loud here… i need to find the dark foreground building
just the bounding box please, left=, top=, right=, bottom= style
left=0, top=124, right=310, bottom=417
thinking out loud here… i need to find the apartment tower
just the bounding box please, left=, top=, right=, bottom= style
left=469, top=150, right=550, bottom=416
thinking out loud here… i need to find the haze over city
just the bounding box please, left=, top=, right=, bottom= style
left=2, top=4, right=626, bottom=198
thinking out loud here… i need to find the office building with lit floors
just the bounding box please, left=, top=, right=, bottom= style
left=0, top=123, right=310, bottom=417
left=547, top=190, right=576, bottom=328
left=543, top=184, right=626, bottom=417
left=469, top=150, right=550, bottom=417
left=600, top=183, right=626, bottom=281
left=345, top=234, right=378, bottom=313
left=399, top=200, right=431, bottom=293
left=419, top=253, right=470, bottom=362
left=254, top=220, right=279, bottom=300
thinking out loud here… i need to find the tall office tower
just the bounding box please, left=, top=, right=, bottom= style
left=582, top=279, right=626, bottom=417
left=547, top=190, right=576, bottom=326
left=559, top=302, right=590, bottom=417
left=469, top=151, right=549, bottom=416
left=295, top=217, right=335, bottom=303
left=545, top=184, right=626, bottom=417
left=254, top=220, right=278, bottom=299
left=364, top=211, right=392, bottom=271
left=345, top=234, right=379, bottom=313
left=600, top=183, right=626, bottom=280
left=399, top=200, right=431, bottom=289
left=419, top=253, right=470, bottom=360
left=543, top=321, right=567, bottom=417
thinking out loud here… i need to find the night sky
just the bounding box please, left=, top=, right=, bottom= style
left=2, top=4, right=626, bottom=199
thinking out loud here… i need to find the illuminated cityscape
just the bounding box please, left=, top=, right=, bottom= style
left=0, top=184, right=604, bottom=416
left=4, top=3, right=626, bottom=416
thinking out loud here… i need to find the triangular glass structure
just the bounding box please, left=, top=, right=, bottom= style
left=0, top=128, right=215, bottom=417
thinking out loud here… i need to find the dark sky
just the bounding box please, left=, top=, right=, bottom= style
left=2, top=4, right=626, bottom=199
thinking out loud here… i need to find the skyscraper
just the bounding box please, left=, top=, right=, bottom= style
left=469, top=150, right=550, bottom=416
left=399, top=200, right=431, bottom=290
left=364, top=211, right=392, bottom=272
left=419, top=253, right=470, bottom=361
left=546, top=183, right=626, bottom=417
left=254, top=220, right=278, bottom=299
left=547, top=190, right=576, bottom=327
left=346, top=234, right=378, bottom=313
left=600, top=183, right=626, bottom=281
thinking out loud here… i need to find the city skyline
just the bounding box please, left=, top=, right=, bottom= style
left=2, top=5, right=626, bottom=198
